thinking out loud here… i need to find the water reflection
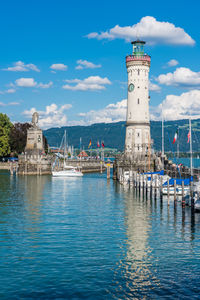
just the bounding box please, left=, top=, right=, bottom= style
left=115, top=185, right=159, bottom=295
left=1, top=172, right=200, bottom=298
left=22, top=175, right=49, bottom=227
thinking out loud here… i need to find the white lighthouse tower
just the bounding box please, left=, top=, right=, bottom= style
left=125, top=40, right=151, bottom=159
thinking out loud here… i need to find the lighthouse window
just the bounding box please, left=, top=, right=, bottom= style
left=138, top=98, right=139, bottom=104
left=137, top=133, right=140, bottom=137
left=138, top=69, right=140, bottom=75
left=138, top=146, right=140, bottom=151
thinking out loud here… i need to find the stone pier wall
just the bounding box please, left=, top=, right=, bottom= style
left=18, top=154, right=52, bottom=175
left=113, top=153, right=159, bottom=181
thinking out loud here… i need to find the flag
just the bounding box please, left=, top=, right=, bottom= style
left=97, top=141, right=100, bottom=147
left=88, top=139, right=92, bottom=148
left=187, top=131, right=190, bottom=143
left=173, top=130, right=178, bottom=144
left=102, top=142, right=105, bottom=148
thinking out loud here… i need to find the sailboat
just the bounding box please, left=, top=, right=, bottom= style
left=52, top=130, right=83, bottom=177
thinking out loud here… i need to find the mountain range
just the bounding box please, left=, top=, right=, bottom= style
left=44, top=119, right=200, bottom=152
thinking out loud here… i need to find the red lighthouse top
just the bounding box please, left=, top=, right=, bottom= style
left=126, top=40, right=151, bottom=63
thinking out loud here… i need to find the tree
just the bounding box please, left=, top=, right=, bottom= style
left=9, top=122, right=32, bottom=155
left=0, top=126, right=11, bottom=156
left=0, top=113, right=13, bottom=136
left=0, top=113, right=13, bottom=156
left=10, top=122, right=49, bottom=155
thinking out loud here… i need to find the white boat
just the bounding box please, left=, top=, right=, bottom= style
left=162, top=185, right=190, bottom=195
left=162, top=177, right=191, bottom=195
left=52, top=130, right=83, bottom=178
left=52, top=166, right=83, bottom=177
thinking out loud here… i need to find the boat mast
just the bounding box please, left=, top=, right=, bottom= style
left=177, top=126, right=179, bottom=158
left=64, top=130, right=66, bottom=167
left=189, top=118, right=193, bottom=176
left=162, top=104, right=164, bottom=168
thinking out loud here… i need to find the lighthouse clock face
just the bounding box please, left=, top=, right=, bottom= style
left=128, top=83, right=135, bottom=92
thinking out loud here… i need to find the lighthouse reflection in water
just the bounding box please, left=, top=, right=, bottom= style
left=0, top=171, right=200, bottom=298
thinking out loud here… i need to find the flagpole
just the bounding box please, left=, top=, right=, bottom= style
left=162, top=104, right=164, bottom=169
left=177, top=127, right=179, bottom=158
left=189, top=118, right=193, bottom=176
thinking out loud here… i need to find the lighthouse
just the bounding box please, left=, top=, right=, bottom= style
left=125, top=40, right=151, bottom=159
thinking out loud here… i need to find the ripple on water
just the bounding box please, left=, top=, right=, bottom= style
left=0, top=172, right=200, bottom=298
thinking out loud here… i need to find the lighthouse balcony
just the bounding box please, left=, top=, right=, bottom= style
left=126, top=55, right=151, bottom=63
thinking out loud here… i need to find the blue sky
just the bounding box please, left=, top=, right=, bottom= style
left=0, top=0, right=200, bottom=128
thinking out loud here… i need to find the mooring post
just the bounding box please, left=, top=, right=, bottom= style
left=167, top=177, right=170, bottom=206
left=191, top=181, right=194, bottom=210
left=182, top=181, right=185, bottom=207
left=154, top=175, right=157, bottom=199
left=107, top=163, right=110, bottom=180
left=146, top=175, right=148, bottom=197
left=174, top=180, right=177, bottom=202
left=160, top=176, right=163, bottom=201
left=139, top=173, right=141, bottom=190
left=139, top=173, right=141, bottom=197
left=150, top=175, right=153, bottom=199
left=136, top=173, right=138, bottom=190
left=143, top=173, right=145, bottom=194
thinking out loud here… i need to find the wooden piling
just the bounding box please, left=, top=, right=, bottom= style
left=107, top=163, right=110, bottom=179
left=154, top=175, right=157, bottom=199
left=146, top=175, right=148, bottom=197
left=174, top=180, right=177, bottom=202
left=160, top=176, right=163, bottom=200
left=150, top=175, right=152, bottom=199
left=191, top=182, right=194, bottom=210
left=167, top=177, right=170, bottom=206
left=143, top=174, right=145, bottom=193
left=182, top=181, right=185, bottom=207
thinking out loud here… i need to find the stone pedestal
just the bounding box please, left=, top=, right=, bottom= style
left=18, top=112, right=52, bottom=175
left=25, top=127, right=44, bottom=154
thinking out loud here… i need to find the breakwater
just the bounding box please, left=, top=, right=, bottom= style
left=0, top=159, right=106, bottom=174
left=55, top=159, right=106, bottom=173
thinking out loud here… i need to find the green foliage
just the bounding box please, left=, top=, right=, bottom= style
left=0, top=113, right=13, bottom=156
left=0, top=126, right=10, bottom=156
left=9, top=122, right=32, bottom=154
left=0, top=113, right=13, bottom=136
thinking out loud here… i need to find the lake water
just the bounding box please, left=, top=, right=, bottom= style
left=170, top=157, right=200, bottom=169
left=1, top=170, right=200, bottom=299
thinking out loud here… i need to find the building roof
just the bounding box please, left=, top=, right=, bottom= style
left=131, top=40, right=146, bottom=45
left=78, top=150, right=88, bottom=157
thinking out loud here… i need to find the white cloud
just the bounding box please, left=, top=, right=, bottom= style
left=77, top=99, right=127, bottom=125
left=37, top=81, right=53, bottom=89
left=15, top=78, right=53, bottom=89
left=50, top=63, right=68, bottom=71
left=150, top=90, right=200, bottom=121
left=0, top=88, right=16, bottom=94
left=86, top=16, right=195, bottom=46
left=157, top=67, right=200, bottom=87
left=75, top=59, right=101, bottom=70
left=3, top=61, right=40, bottom=72
left=63, top=76, right=111, bottom=91
left=167, top=59, right=179, bottom=67
left=149, top=81, right=161, bottom=92
left=15, top=78, right=37, bottom=87
left=0, top=101, right=19, bottom=106
left=6, top=88, right=16, bottom=94
left=22, top=103, right=72, bottom=129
